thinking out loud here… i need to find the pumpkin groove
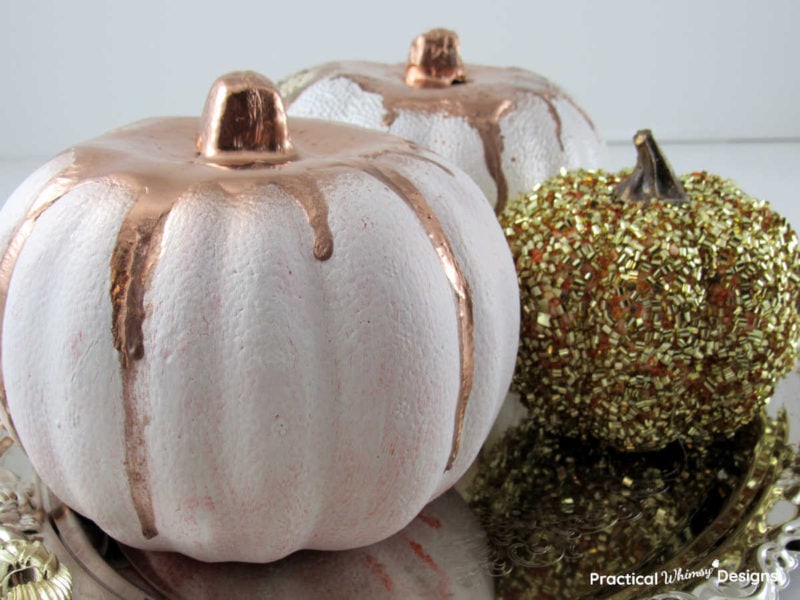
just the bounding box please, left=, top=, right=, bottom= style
left=363, top=163, right=474, bottom=470
left=0, top=72, right=519, bottom=561
left=282, top=29, right=603, bottom=213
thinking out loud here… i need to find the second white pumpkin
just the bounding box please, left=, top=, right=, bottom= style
left=282, top=28, right=606, bottom=212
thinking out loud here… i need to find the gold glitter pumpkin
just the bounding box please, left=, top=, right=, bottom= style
left=500, top=130, right=800, bottom=451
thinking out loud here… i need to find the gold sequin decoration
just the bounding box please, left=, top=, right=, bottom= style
left=0, top=526, right=72, bottom=600
left=500, top=169, right=800, bottom=450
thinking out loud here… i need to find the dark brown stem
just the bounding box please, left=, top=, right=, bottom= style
left=197, top=71, right=296, bottom=167
left=404, top=28, right=467, bottom=89
left=614, top=129, right=687, bottom=205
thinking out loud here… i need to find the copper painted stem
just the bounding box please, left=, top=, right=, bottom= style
left=197, top=71, right=297, bottom=166
left=615, top=129, right=687, bottom=205
left=404, top=29, right=467, bottom=89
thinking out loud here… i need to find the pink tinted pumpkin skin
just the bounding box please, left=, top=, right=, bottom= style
left=121, top=491, right=495, bottom=600
left=282, top=29, right=606, bottom=213
left=0, top=72, right=519, bottom=562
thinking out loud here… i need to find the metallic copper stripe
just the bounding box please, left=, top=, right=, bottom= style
left=292, top=61, right=580, bottom=212
left=0, top=169, right=82, bottom=444
left=110, top=203, right=169, bottom=365
left=475, top=99, right=513, bottom=214
left=365, top=165, right=474, bottom=471
left=120, top=360, right=158, bottom=540
left=111, top=196, right=174, bottom=540
left=271, top=177, right=333, bottom=260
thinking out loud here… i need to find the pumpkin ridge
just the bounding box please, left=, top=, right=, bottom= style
left=476, top=99, right=512, bottom=214
left=362, top=163, right=474, bottom=471
left=111, top=183, right=188, bottom=541
left=0, top=71, right=521, bottom=560
left=562, top=94, right=598, bottom=132
left=0, top=162, right=96, bottom=445
left=325, top=62, right=577, bottom=212
left=540, top=96, right=564, bottom=153
left=268, top=177, right=333, bottom=261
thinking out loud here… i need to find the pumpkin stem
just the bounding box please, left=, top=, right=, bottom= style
left=614, top=130, right=687, bottom=205
left=404, top=28, right=467, bottom=89
left=197, top=71, right=297, bottom=166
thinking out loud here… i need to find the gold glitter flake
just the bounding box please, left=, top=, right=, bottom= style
left=469, top=412, right=792, bottom=599
left=499, top=169, right=800, bottom=451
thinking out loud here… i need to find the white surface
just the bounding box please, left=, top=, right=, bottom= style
left=284, top=66, right=606, bottom=208
left=3, top=141, right=800, bottom=594
left=1, top=0, right=799, bottom=158
left=0, top=136, right=520, bottom=562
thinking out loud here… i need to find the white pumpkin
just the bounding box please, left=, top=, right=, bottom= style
left=121, top=490, right=494, bottom=599
left=0, top=72, right=519, bottom=562
left=281, top=28, right=606, bottom=213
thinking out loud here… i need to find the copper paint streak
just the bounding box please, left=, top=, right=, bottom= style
left=363, top=165, right=474, bottom=471
left=285, top=62, right=595, bottom=213
left=475, top=99, right=513, bottom=209
left=0, top=168, right=86, bottom=445
left=112, top=197, right=172, bottom=540
left=119, top=366, right=156, bottom=539
left=0, top=113, right=475, bottom=531
left=270, top=177, right=333, bottom=260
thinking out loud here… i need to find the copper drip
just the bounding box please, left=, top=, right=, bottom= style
left=111, top=193, right=171, bottom=366
left=287, top=61, right=585, bottom=212
left=121, top=364, right=158, bottom=538
left=405, top=28, right=466, bottom=89
left=111, top=185, right=173, bottom=539
left=0, top=94, right=479, bottom=527
left=541, top=98, right=564, bottom=152
left=475, top=99, right=513, bottom=213
left=270, top=177, right=333, bottom=260
left=363, top=164, right=474, bottom=471
left=0, top=167, right=87, bottom=445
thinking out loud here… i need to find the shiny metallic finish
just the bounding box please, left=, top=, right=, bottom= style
left=282, top=45, right=596, bottom=214
left=501, top=148, right=800, bottom=450
left=197, top=71, right=297, bottom=166
left=469, top=410, right=796, bottom=599
left=404, top=28, right=466, bottom=89
left=0, top=526, right=73, bottom=600
left=363, top=165, right=474, bottom=471
left=615, top=130, right=688, bottom=206
left=0, top=72, right=478, bottom=536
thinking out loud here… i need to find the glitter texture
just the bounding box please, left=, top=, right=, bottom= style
left=500, top=169, right=800, bottom=450
left=468, top=412, right=792, bottom=599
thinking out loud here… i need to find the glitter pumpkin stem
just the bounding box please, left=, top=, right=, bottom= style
left=404, top=28, right=467, bottom=88
left=615, top=129, right=688, bottom=205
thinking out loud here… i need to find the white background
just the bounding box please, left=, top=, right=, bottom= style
left=1, top=0, right=798, bottom=157
left=1, top=1, right=799, bottom=597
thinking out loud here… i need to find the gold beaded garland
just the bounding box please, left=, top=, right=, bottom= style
left=500, top=132, right=800, bottom=451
